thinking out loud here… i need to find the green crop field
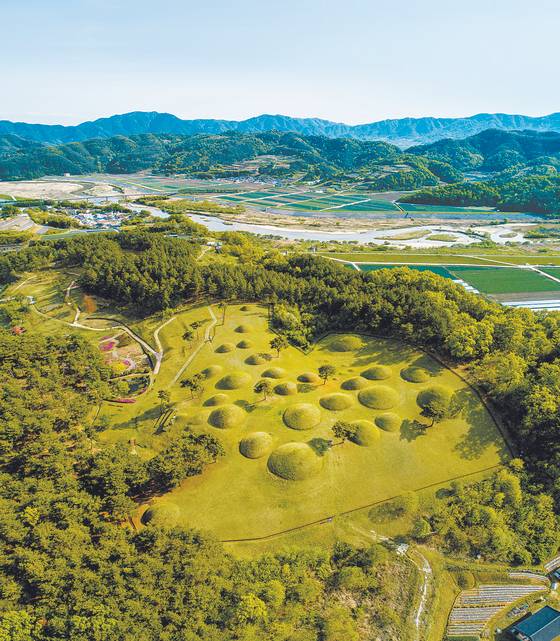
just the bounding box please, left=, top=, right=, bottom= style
left=448, top=266, right=560, bottom=294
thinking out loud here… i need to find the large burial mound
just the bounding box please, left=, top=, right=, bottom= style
left=204, top=393, right=229, bottom=406
left=262, top=367, right=286, bottom=379
left=267, top=442, right=322, bottom=480
left=239, top=432, right=273, bottom=459
left=215, top=343, right=235, bottom=353
left=283, top=403, right=321, bottom=430
left=329, top=335, right=363, bottom=352
left=320, top=393, right=353, bottom=411
left=374, top=412, right=401, bottom=432
left=358, top=385, right=398, bottom=410
left=201, top=365, right=223, bottom=378
left=298, top=371, right=320, bottom=384
left=349, top=420, right=381, bottom=446
left=417, top=385, right=452, bottom=410
left=341, top=376, right=369, bottom=390
left=208, top=404, right=246, bottom=429
left=401, top=366, right=431, bottom=383
left=142, top=503, right=180, bottom=528
left=274, top=382, right=298, bottom=396
left=216, top=371, right=252, bottom=390
left=236, top=339, right=253, bottom=349
left=362, top=365, right=392, bottom=380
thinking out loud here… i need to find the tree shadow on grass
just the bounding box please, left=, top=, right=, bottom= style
left=452, top=389, right=509, bottom=461
left=308, top=437, right=332, bottom=457
left=105, top=405, right=160, bottom=431
left=234, top=399, right=258, bottom=413
left=350, top=341, right=416, bottom=368
left=409, top=354, right=445, bottom=377
left=400, top=419, right=429, bottom=442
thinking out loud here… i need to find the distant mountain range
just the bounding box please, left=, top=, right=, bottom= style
left=2, top=111, right=560, bottom=147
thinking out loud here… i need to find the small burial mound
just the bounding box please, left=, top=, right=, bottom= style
left=417, top=385, right=452, bottom=410
left=267, top=442, right=322, bottom=480
left=216, top=371, right=252, bottom=390
left=245, top=353, right=267, bottom=366
left=208, top=404, right=245, bottom=429
left=375, top=412, right=401, bottom=432
left=142, top=503, right=180, bottom=528
left=283, top=403, right=321, bottom=430
left=349, top=420, right=381, bottom=446
left=320, top=393, right=353, bottom=411
left=239, top=432, right=273, bottom=459
left=401, top=366, right=431, bottom=383
left=275, top=382, right=298, bottom=396
left=358, top=386, right=398, bottom=410
left=329, top=335, right=363, bottom=352
left=236, top=339, right=253, bottom=349
left=234, top=324, right=251, bottom=333
left=362, top=365, right=392, bottom=381
left=341, top=376, right=369, bottom=390
left=215, top=343, right=235, bottom=353
left=240, top=305, right=250, bottom=311
left=201, top=364, right=223, bottom=379
left=262, top=367, right=286, bottom=379
left=298, top=371, right=320, bottom=384
left=204, top=393, right=229, bottom=407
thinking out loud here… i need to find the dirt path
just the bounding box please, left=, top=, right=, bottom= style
left=170, top=305, right=217, bottom=386
left=407, top=548, right=432, bottom=641
left=152, top=317, right=176, bottom=375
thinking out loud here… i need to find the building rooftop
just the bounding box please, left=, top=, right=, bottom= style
left=511, top=606, right=560, bottom=641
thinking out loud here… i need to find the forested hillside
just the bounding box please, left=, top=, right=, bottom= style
left=2, top=110, right=560, bottom=146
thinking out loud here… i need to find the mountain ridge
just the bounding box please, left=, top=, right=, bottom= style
left=2, top=111, right=560, bottom=147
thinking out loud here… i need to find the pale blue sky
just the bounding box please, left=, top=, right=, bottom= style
left=2, top=0, right=559, bottom=125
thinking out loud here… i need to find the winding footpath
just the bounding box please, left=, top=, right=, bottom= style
left=170, top=305, right=217, bottom=386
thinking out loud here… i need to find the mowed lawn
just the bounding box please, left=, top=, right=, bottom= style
left=136, top=305, right=508, bottom=541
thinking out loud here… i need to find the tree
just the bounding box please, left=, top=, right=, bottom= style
left=270, top=335, right=288, bottom=357
left=182, top=327, right=194, bottom=343
left=181, top=373, right=204, bottom=398
left=218, top=301, right=228, bottom=325
left=318, top=364, right=336, bottom=385
left=157, top=389, right=171, bottom=415
left=191, top=320, right=203, bottom=339
left=331, top=420, right=355, bottom=445
left=254, top=379, right=273, bottom=401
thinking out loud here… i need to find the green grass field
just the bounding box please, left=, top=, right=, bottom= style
left=319, top=252, right=560, bottom=266
left=120, top=305, right=508, bottom=541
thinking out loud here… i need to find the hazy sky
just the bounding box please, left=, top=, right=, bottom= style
left=2, top=0, right=559, bottom=125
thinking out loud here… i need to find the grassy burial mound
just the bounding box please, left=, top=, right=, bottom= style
left=204, top=393, right=230, bottom=407
left=274, top=381, right=298, bottom=396
left=239, top=432, right=273, bottom=459
left=375, top=412, right=402, bottom=432
left=202, top=364, right=223, bottom=379
left=262, top=367, right=286, bottom=379
left=298, top=371, right=320, bottom=384
left=236, top=339, right=253, bottom=349
left=341, top=376, right=369, bottom=390
left=283, top=403, right=322, bottom=430
left=267, top=442, right=323, bottom=480
left=319, top=393, right=353, bottom=411
left=216, top=371, right=252, bottom=390
left=358, top=386, right=399, bottom=410
left=234, top=324, right=252, bottom=333
left=401, top=366, right=431, bottom=383
left=349, top=420, right=381, bottom=446
left=329, top=335, right=363, bottom=352
left=362, top=365, right=392, bottom=380
left=245, top=353, right=268, bottom=365
left=141, top=503, right=180, bottom=528
left=208, top=404, right=246, bottom=429
left=215, top=343, right=235, bottom=353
